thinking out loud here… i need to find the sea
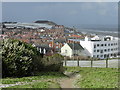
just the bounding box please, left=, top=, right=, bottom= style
left=78, top=28, right=119, bottom=37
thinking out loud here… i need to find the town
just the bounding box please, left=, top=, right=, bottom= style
left=1, top=1, right=119, bottom=88
left=0, top=20, right=119, bottom=60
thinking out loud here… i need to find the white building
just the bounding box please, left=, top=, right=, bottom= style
left=61, top=43, right=85, bottom=57
left=4, top=22, right=53, bottom=29
left=80, top=35, right=119, bottom=59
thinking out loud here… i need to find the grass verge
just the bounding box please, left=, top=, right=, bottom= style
left=7, top=81, right=60, bottom=88
left=2, top=72, right=66, bottom=84
left=65, top=67, right=119, bottom=88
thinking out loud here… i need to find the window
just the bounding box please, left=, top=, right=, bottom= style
left=101, top=44, right=103, bottom=46
left=65, top=50, right=67, bottom=53
left=111, top=54, right=113, bottom=56
left=104, top=49, right=107, bottom=52
left=108, top=44, right=110, bottom=46
left=94, top=45, right=96, bottom=48
left=101, top=55, right=103, bottom=57
left=111, top=43, right=113, bottom=46
left=111, top=49, right=113, bottom=51
left=97, top=44, right=99, bottom=46
left=97, top=55, right=99, bottom=58
left=104, top=54, right=107, bottom=58
left=101, top=50, right=103, bottom=53
left=97, top=50, right=99, bottom=52
left=108, top=49, right=110, bottom=51
left=94, top=50, right=96, bottom=52
left=105, top=44, right=107, bottom=46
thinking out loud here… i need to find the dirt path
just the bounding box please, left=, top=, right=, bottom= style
left=59, top=71, right=81, bottom=88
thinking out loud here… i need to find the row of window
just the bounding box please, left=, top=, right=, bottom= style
left=94, top=43, right=118, bottom=48
left=93, top=53, right=117, bottom=58
left=94, top=48, right=118, bottom=53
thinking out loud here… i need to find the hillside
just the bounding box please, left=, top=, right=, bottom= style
left=34, top=20, right=57, bottom=25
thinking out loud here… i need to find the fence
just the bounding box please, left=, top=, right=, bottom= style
left=63, top=59, right=118, bottom=68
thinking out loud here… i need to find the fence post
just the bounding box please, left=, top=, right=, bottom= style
left=64, top=57, right=67, bottom=66
left=106, top=58, right=108, bottom=68
left=77, top=57, right=79, bottom=66
left=91, top=58, right=93, bottom=68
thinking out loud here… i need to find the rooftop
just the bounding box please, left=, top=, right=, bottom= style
left=67, top=43, right=84, bottom=50
left=84, top=35, right=118, bottom=42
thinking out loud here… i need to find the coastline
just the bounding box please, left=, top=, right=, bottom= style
left=78, top=29, right=118, bottom=37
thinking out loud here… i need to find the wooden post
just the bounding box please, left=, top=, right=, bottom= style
left=91, top=58, right=93, bottom=68
left=77, top=57, right=79, bottom=66
left=106, top=58, right=108, bottom=68
left=64, top=57, right=67, bottom=66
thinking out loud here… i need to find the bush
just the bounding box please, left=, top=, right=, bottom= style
left=2, top=39, right=43, bottom=77
left=2, top=39, right=64, bottom=77
left=42, top=54, right=64, bottom=72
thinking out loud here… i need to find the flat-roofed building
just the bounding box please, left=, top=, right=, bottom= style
left=80, top=35, right=119, bottom=59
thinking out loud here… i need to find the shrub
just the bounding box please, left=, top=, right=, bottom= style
left=42, top=54, right=64, bottom=72
left=2, top=39, right=64, bottom=77
left=2, top=39, right=43, bottom=77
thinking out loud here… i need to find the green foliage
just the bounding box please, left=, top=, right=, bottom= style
left=2, top=39, right=64, bottom=78
left=66, top=67, right=119, bottom=88
left=2, top=39, right=43, bottom=77
left=42, top=54, right=64, bottom=72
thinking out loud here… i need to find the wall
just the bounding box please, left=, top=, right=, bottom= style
left=61, top=44, right=73, bottom=57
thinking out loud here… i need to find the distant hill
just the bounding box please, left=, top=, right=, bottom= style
left=34, top=20, right=57, bottom=25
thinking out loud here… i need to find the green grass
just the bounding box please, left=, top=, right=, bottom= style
left=2, top=67, right=119, bottom=88
left=66, top=67, right=119, bottom=88
left=7, top=81, right=60, bottom=88
left=7, top=81, right=50, bottom=88
left=2, top=72, right=66, bottom=84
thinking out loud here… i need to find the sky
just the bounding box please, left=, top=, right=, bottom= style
left=0, top=2, right=2, bottom=22
left=2, top=2, right=118, bottom=27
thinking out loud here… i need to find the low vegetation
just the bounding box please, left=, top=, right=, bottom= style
left=2, top=72, right=66, bottom=88
left=66, top=67, right=119, bottom=88
left=2, top=72, right=66, bottom=84
left=7, top=81, right=60, bottom=88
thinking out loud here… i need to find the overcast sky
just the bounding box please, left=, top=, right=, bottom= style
left=2, top=2, right=118, bottom=27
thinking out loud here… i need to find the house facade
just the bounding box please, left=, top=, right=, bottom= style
left=80, top=36, right=119, bottom=59
left=61, top=43, right=85, bottom=57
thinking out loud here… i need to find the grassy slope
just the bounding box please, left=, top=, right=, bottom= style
left=2, top=67, right=119, bottom=88
left=2, top=72, right=66, bottom=88
left=7, top=81, right=60, bottom=88
left=66, top=67, right=119, bottom=88
left=2, top=72, right=65, bottom=84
